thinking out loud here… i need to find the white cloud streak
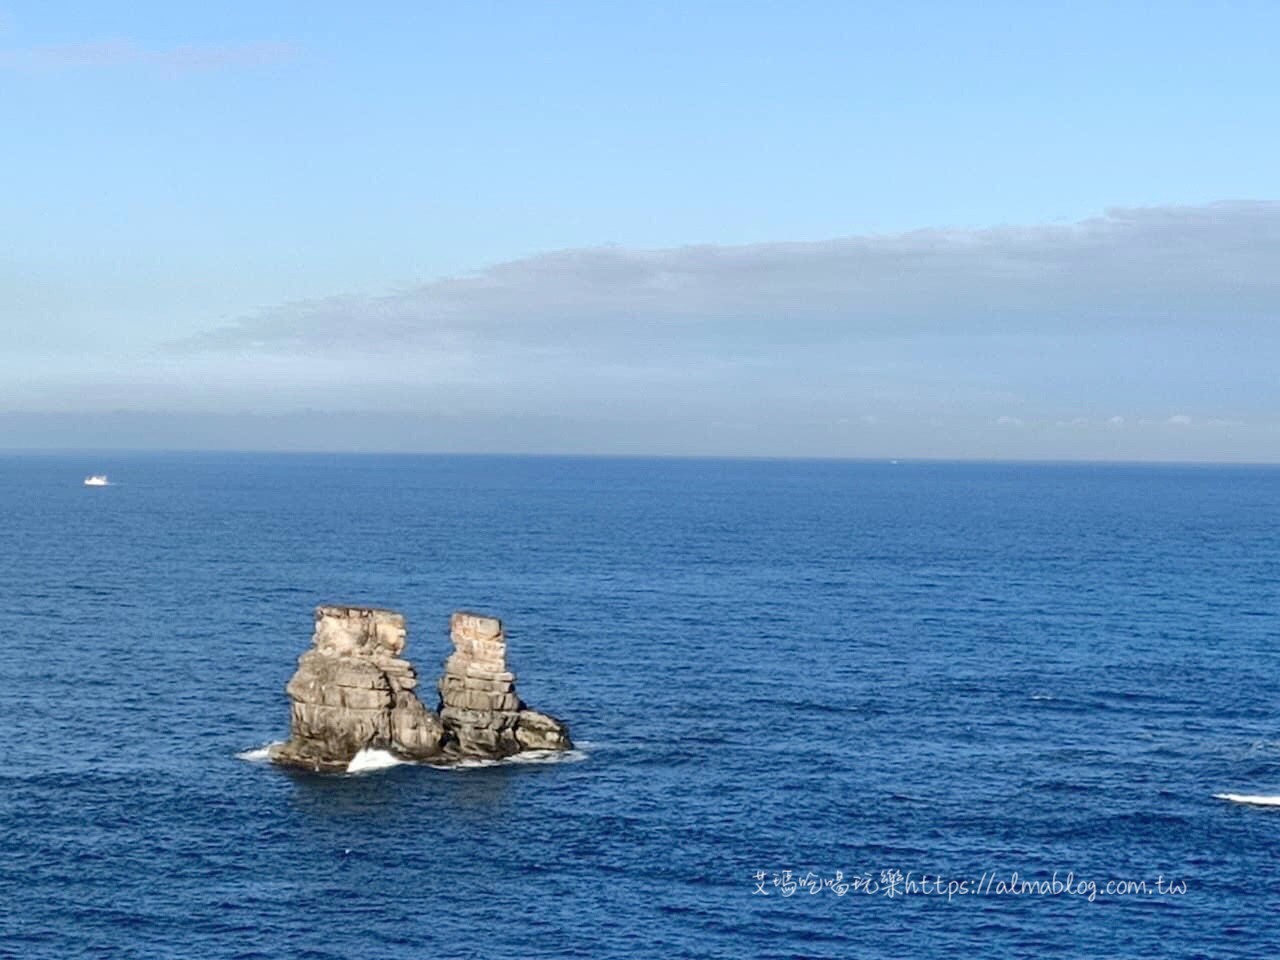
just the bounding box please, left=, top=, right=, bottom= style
left=182, top=201, right=1280, bottom=363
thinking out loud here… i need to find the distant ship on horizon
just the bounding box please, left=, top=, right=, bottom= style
left=83, top=474, right=109, bottom=487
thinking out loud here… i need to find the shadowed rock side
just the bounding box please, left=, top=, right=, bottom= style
left=270, top=606, right=571, bottom=772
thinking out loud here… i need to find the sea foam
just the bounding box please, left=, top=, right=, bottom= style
left=505, top=747, right=588, bottom=765
left=432, top=747, right=589, bottom=770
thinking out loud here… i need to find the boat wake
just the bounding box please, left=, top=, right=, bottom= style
left=1214, top=793, right=1280, bottom=807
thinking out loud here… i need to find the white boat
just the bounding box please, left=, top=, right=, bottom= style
left=84, top=474, right=109, bottom=486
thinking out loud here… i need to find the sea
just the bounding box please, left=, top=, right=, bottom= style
left=1, top=452, right=1277, bottom=958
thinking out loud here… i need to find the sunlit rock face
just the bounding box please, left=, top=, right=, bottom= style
left=271, top=606, right=443, bottom=772
left=270, top=606, right=570, bottom=772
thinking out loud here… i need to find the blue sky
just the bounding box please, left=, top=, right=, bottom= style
left=3, top=1, right=1279, bottom=459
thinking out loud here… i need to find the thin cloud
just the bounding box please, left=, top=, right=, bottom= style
left=180, top=201, right=1280, bottom=361
left=0, top=38, right=297, bottom=72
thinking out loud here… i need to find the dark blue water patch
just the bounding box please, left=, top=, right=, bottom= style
left=1, top=454, right=1279, bottom=956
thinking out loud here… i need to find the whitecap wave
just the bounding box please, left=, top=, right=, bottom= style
left=346, top=748, right=405, bottom=773
left=236, top=742, right=280, bottom=762
left=1214, top=793, right=1280, bottom=806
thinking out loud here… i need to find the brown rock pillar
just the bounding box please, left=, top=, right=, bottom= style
left=438, top=612, right=572, bottom=756
left=271, top=605, right=443, bottom=771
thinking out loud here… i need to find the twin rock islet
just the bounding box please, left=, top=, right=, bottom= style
left=270, top=606, right=571, bottom=771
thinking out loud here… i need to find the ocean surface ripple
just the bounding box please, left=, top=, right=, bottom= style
left=2, top=454, right=1278, bottom=957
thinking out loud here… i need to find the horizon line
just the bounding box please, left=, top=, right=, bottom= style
left=2, top=447, right=1278, bottom=468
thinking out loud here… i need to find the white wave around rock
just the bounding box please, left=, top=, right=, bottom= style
left=238, top=742, right=589, bottom=773
left=236, top=743, right=281, bottom=762
left=346, top=748, right=406, bottom=773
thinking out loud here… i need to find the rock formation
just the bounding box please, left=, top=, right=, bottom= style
left=439, top=611, right=573, bottom=756
left=270, top=605, right=571, bottom=772
left=270, top=606, right=443, bottom=771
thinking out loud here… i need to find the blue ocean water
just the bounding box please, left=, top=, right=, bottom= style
left=1, top=453, right=1278, bottom=958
